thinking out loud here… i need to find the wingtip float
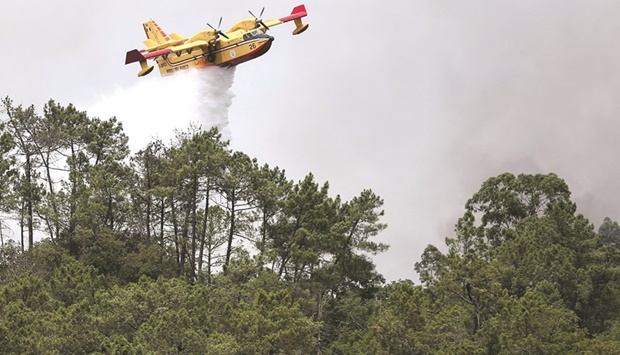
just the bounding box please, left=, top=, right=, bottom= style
left=125, top=4, right=309, bottom=77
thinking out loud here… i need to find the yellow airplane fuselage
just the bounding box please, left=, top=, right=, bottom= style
left=155, top=29, right=274, bottom=76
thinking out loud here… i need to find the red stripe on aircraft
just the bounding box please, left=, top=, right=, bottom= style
left=219, top=40, right=273, bottom=67
left=152, top=21, right=171, bottom=40
left=279, top=4, right=307, bottom=22
left=143, top=48, right=172, bottom=59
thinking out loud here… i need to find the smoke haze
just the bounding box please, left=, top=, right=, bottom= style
left=417, top=0, right=620, bottom=225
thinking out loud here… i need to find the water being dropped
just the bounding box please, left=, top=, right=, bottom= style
left=86, top=66, right=237, bottom=152
left=194, top=66, right=236, bottom=136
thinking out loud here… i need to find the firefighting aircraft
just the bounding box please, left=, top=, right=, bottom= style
left=125, top=5, right=309, bottom=77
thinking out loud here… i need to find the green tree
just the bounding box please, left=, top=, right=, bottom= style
left=0, top=120, right=15, bottom=230
left=135, top=307, right=209, bottom=353
left=165, top=127, right=229, bottom=278
left=480, top=281, right=586, bottom=354
left=329, top=189, right=388, bottom=298
left=28, top=100, right=74, bottom=241
left=456, top=173, right=572, bottom=260
left=598, top=217, right=620, bottom=247
left=1, top=97, right=43, bottom=250
left=130, top=139, right=168, bottom=244
left=217, top=151, right=256, bottom=269
left=269, top=173, right=334, bottom=281
left=197, top=205, right=229, bottom=284
left=251, top=164, right=291, bottom=254
left=358, top=281, right=430, bottom=355
left=227, top=289, right=318, bottom=354
left=581, top=240, right=620, bottom=334
left=414, top=244, right=445, bottom=287
left=411, top=173, right=603, bottom=351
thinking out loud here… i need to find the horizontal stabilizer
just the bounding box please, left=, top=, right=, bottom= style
left=125, top=49, right=145, bottom=65
left=169, top=32, right=185, bottom=41
left=144, top=39, right=158, bottom=48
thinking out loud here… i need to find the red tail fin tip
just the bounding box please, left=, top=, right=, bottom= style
left=292, top=5, right=307, bottom=16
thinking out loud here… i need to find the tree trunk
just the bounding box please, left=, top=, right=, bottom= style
left=171, top=199, right=183, bottom=275
left=41, top=152, right=59, bottom=241
left=224, top=190, right=236, bottom=269
left=159, top=197, right=165, bottom=247
left=198, top=185, right=210, bottom=274
left=145, top=197, right=151, bottom=242
left=19, top=200, right=25, bottom=252
left=190, top=173, right=198, bottom=280
left=25, top=154, right=34, bottom=250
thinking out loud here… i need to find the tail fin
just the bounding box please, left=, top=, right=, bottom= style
left=278, top=5, right=309, bottom=35
left=143, top=20, right=171, bottom=45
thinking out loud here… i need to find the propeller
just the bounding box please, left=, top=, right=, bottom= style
left=249, top=7, right=269, bottom=30
left=207, top=17, right=229, bottom=40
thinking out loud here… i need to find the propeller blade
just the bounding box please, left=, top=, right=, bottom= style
left=207, top=18, right=229, bottom=40
left=249, top=7, right=268, bottom=30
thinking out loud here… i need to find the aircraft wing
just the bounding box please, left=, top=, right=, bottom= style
left=262, top=4, right=309, bottom=35
left=169, top=40, right=209, bottom=54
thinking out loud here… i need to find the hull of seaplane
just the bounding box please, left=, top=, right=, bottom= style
left=155, top=36, right=274, bottom=76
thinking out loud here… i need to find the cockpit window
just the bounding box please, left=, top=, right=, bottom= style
left=243, top=29, right=268, bottom=41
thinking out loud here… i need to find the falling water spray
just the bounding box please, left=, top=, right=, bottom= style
left=194, top=66, right=236, bottom=135
left=86, top=66, right=237, bottom=151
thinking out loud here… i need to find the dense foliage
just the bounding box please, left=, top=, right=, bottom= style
left=1, top=98, right=620, bottom=354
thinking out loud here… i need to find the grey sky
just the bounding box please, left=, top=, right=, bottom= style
left=2, top=0, right=620, bottom=281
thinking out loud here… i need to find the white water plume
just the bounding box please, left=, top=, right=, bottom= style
left=86, top=66, right=236, bottom=152
left=196, top=66, right=236, bottom=134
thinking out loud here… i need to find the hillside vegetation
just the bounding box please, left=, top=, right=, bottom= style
left=1, top=98, right=620, bottom=354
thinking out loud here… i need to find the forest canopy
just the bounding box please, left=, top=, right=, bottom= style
left=1, top=98, right=620, bottom=354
